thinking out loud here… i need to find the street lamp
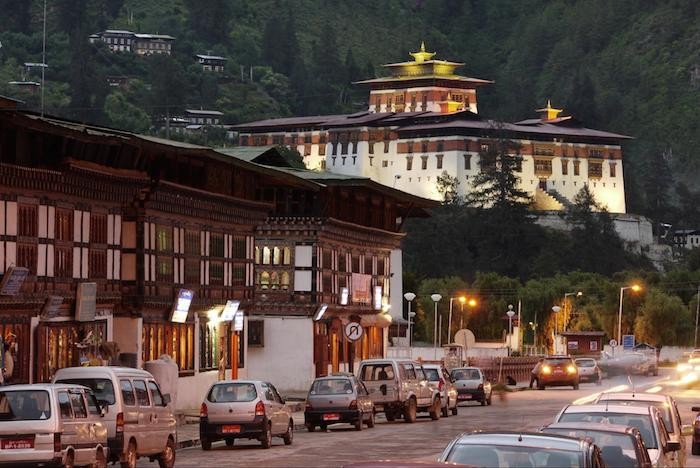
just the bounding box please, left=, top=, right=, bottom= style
left=431, top=294, right=442, bottom=359
left=507, top=305, right=515, bottom=356
left=563, top=291, right=583, bottom=332
left=404, top=292, right=416, bottom=348
left=617, top=284, right=641, bottom=345
left=551, top=306, right=561, bottom=354
left=448, top=295, right=469, bottom=344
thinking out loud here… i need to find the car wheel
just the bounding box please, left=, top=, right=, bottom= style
left=306, top=424, right=315, bottom=432
left=92, top=447, right=107, bottom=468
left=451, top=404, right=458, bottom=416
left=261, top=421, right=272, bottom=449
left=487, top=393, right=492, bottom=406
left=693, top=442, right=700, bottom=456
left=481, top=396, right=486, bottom=406
left=201, top=437, right=212, bottom=451
left=283, top=420, right=293, bottom=445
left=573, top=382, right=579, bottom=390
left=386, top=410, right=396, bottom=422
left=225, top=437, right=235, bottom=447
left=157, top=437, right=176, bottom=468
left=367, top=411, right=375, bottom=428
left=354, top=412, right=364, bottom=431
left=65, top=451, right=75, bottom=468
left=404, top=398, right=417, bottom=423
left=429, top=397, right=441, bottom=420
left=120, top=439, right=137, bottom=468
left=537, top=381, right=545, bottom=390
left=320, top=424, right=328, bottom=431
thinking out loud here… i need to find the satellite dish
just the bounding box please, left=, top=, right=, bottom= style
left=454, top=329, right=476, bottom=349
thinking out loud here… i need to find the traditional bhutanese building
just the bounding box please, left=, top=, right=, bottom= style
left=236, top=43, right=631, bottom=214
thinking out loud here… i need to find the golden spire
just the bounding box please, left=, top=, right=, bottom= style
left=409, top=41, right=436, bottom=63
left=536, top=99, right=563, bottom=121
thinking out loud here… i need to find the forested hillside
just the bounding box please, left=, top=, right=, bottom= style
left=1, top=0, right=700, bottom=227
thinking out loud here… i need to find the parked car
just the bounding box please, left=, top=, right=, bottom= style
left=554, top=403, right=679, bottom=467
left=541, top=422, right=653, bottom=468
left=438, top=431, right=604, bottom=467
left=449, top=367, right=492, bottom=406
left=531, top=355, right=579, bottom=390
left=53, top=366, right=176, bottom=468
left=595, top=392, right=686, bottom=466
left=0, top=383, right=108, bottom=468
left=422, top=364, right=458, bottom=416
left=304, top=373, right=374, bottom=431
left=574, top=358, right=602, bottom=384
left=691, top=405, right=700, bottom=455
left=600, top=351, right=653, bottom=377
left=199, top=380, right=293, bottom=450
left=357, top=359, right=442, bottom=423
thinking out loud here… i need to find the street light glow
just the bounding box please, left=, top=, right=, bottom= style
left=468, top=298, right=477, bottom=307
left=458, top=296, right=466, bottom=304
left=631, top=284, right=641, bottom=292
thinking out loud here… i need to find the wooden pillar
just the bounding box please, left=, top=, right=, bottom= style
left=230, top=330, right=239, bottom=380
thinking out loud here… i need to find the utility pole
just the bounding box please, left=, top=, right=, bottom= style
left=695, top=285, right=700, bottom=348
left=41, top=0, right=47, bottom=116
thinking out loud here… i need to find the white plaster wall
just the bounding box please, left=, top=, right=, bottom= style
left=113, top=316, right=142, bottom=366
left=246, top=316, right=315, bottom=394
left=535, top=212, right=654, bottom=247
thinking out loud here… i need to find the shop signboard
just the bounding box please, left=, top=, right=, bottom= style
left=221, top=300, right=240, bottom=321
left=170, top=289, right=194, bottom=323
left=75, top=283, right=97, bottom=322
left=0, top=267, right=28, bottom=296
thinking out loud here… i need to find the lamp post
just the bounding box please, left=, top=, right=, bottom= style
left=617, top=284, right=641, bottom=344
left=431, top=294, right=442, bottom=359
left=507, top=305, right=515, bottom=356
left=695, top=285, right=700, bottom=349
left=563, top=291, right=583, bottom=332
left=448, top=296, right=468, bottom=344
left=551, top=306, right=561, bottom=354
left=404, top=292, right=416, bottom=349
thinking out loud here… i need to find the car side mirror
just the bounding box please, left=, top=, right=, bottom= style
left=692, top=406, right=700, bottom=412
left=682, top=424, right=694, bottom=436
left=665, top=441, right=681, bottom=452
left=162, top=393, right=172, bottom=407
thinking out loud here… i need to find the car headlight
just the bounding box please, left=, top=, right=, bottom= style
left=678, top=363, right=692, bottom=372
left=567, top=365, right=577, bottom=374
left=542, top=365, right=552, bottom=375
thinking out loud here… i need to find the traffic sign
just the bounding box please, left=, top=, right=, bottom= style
left=622, top=334, right=635, bottom=350
left=344, top=321, right=364, bottom=342
left=609, top=339, right=618, bottom=348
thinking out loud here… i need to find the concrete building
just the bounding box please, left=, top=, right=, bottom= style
left=236, top=43, right=630, bottom=215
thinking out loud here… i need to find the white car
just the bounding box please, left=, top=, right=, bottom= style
left=594, top=392, right=686, bottom=467
left=555, top=403, right=679, bottom=467
left=0, top=384, right=109, bottom=467
left=574, top=358, right=602, bottom=384
left=422, top=364, right=458, bottom=417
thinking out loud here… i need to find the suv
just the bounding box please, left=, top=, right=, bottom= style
left=0, top=384, right=108, bottom=468
left=531, top=355, right=579, bottom=390
left=422, top=364, right=458, bottom=417
left=357, top=359, right=441, bottom=423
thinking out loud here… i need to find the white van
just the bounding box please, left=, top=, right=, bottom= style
left=0, top=383, right=108, bottom=467
left=53, top=367, right=176, bottom=468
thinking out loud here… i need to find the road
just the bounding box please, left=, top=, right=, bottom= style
left=137, top=371, right=700, bottom=467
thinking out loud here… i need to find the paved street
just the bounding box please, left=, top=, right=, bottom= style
left=132, top=371, right=700, bottom=467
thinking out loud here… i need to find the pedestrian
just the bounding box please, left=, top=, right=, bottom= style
left=529, top=358, right=543, bottom=389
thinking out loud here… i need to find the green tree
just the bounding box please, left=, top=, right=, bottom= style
left=184, top=0, right=232, bottom=44
left=104, top=91, right=150, bottom=133
left=634, top=289, right=691, bottom=346
left=435, top=171, right=461, bottom=205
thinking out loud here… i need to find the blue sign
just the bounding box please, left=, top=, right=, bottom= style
left=622, top=334, right=635, bottom=350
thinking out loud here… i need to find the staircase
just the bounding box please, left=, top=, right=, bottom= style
left=547, top=189, right=573, bottom=210
left=532, top=188, right=564, bottom=211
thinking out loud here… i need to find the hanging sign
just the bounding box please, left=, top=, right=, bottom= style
left=75, top=283, right=97, bottom=322
left=170, top=289, right=194, bottom=323
left=234, top=310, right=244, bottom=332
left=221, top=300, right=240, bottom=321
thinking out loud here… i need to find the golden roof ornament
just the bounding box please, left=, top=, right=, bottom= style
left=536, top=99, right=564, bottom=121
left=409, top=41, right=436, bottom=63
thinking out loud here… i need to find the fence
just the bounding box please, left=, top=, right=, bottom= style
left=469, top=356, right=541, bottom=384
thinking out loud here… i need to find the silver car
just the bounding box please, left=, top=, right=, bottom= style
left=555, top=403, right=679, bottom=467
left=422, top=364, right=458, bottom=417
left=199, top=380, right=293, bottom=450
left=575, top=358, right=602, bottom=384
left=0, top=384, right=109, bottom=468
left=304, top=374, right=374, bottom=431
left=450, top=367, right=492, bottom=406
left=438, top=431, right=605, bottom=467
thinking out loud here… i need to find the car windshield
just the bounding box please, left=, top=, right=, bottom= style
left=310, top=379, right=353, bottom=395
left=446, top=443, right=581, bottom=467
left=0, top=390, right=52, bottom=421
left=576, top=360, right=595, bottom=368
left=360, top=364, right=395, bottom=381
left=545, top=358, right=572, bottom=366
left=423, top=368, right=440, bottom=381
left=452, top=369, right=480, bottom=380
left=55, top=378, right=116, bottom=405
left=558, top=412, right=657, bottom=448
left=544, top=429, right=639, bottom=467
left=600, top=399, right=674, bottom=433
left=208, top=383, right=257, bottom=403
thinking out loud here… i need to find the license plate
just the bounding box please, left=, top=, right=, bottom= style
left=221, top=425, right=240, bottom=434
left=323, top=413, right=340, bottom=421
left=458, top=394, right=470, bottom=400
left=1, top=438, right=34, bottom=449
